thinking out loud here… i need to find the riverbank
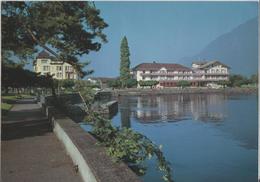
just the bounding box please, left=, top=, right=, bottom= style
left=112, top=87, right=258, bottom=96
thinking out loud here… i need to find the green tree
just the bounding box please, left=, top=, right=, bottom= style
left=249, top=74, right=258, bottom=85
left=2, top=1, right=108, bottom=78
left=176, top=81, right=191, bottom=88
left=229, top=74, right=249, bottom=87
left=108, top=79, right=121, bottom=89
left=139, top=80, right=159, bottom=88
left=126, top=78, right=137, bottom=88
left=2, top=62, right=54, bottom=94
left=120, top=36, right=131, bottom=88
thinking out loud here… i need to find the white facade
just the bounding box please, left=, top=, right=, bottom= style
left=192, top=61, right=229, bottom=81
left=34, top=52, right=79, bottom=80
left=132, top=61, right=230, bottom=88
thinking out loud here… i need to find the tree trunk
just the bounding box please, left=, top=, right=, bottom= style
left=5, top=87, right=9, bottom=94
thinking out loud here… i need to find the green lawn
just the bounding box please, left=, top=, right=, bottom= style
left=1, top=102, right=13, bottom=116
left=2, top=95, right=17, bottom=101
left=2, top=94, right=34, bottom=101
left=1, top=94, right=33, bottom=116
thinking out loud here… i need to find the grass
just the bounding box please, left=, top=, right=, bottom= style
left=2, top=95, right=18, bottom=101
left=2, top=94, right=34, bottom=101
left=1, top=102, right=13, bottom=116
left=1, top=93, right=34, bottom=116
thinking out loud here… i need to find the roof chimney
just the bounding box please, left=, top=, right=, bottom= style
left=153, top=61, right=156, bottom=64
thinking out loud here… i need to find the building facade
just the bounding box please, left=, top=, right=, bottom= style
left=132, top=61, right=230, bottom=88
left=33, top=51, right=79, bottom=80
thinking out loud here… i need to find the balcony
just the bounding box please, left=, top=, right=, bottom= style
left=189, top=77, right=229, bottom=81
left=154, top=77, right=229, bottom=83
left=140, top=72, right=228, bottom=76
left=140, top=72, right=193, bottom=76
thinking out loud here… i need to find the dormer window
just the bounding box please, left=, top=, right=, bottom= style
left=160, top=67, right=167, bottom=73
left=41, top=59, right=48, bottom=64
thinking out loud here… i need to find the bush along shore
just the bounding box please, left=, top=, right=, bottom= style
left=112, top=87, right=258, bottom=96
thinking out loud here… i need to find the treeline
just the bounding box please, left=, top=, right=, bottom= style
left=108, top=78, right=137, bottom=89
left=108, top=74, right=258, bottom=89
left=226, top=74, right=258, bottom=87
left=2, top=63, right=54, bottom=94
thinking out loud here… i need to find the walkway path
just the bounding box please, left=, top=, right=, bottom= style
left=2, top=98, right=83, bottom=182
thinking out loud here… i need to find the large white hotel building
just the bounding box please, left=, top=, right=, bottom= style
left=132, top=61, right=230, bottom=88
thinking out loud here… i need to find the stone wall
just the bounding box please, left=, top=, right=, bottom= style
left=40, top=99, right=141, bottom=182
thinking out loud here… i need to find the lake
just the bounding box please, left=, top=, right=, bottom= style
left=111, top=93, right=258, bottom=182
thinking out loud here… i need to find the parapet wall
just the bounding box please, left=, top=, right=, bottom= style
left=43, top=105, right=141, bottom=182
left=112, top=87, right=258, bottom=96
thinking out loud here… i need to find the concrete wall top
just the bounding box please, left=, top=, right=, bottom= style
left=54, top=117, right=141, bottom=182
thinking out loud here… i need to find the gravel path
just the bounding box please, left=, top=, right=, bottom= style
left=1, top=98, right=83, bottom=182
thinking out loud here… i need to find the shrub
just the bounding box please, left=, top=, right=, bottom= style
left=84, top=112, right=173, bottom=182
left=126, top=79, right=138, bottom=88
left=176, top=81, right=191, bottom=88
left=229, top=74, right=249, bottom=87
left=108, top=79, right=121, bottom=89
left=139, top=80, right=159, bottom=88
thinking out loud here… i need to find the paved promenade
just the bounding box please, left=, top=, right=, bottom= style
left=1, top=98, right=83, bottom=182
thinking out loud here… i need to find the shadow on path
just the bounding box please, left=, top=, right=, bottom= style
left=2, top=118, right=51, bottom=140
left=2, top=98, right=51, bottom=140
left=1, top=98, right=83, bottom=182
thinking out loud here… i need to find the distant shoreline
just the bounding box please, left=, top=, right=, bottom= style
left=111, top=87, right=258, bottom=97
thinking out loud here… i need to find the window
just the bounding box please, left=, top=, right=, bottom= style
left=56, top=72, right=62, bottom=78
left=43, top=66, right=50, bottom=71
left=56, top=66, right=62, bottom=71
left=41, top=59, right=48, bottom=64
left=65, top=66, right=72, bottom=71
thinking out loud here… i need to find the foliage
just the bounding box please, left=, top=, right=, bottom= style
left=228, top=74, right=250, bottom=87
left=139, top=80, right=159, bottom=88
left=2, top=63, right=54, bottom=91
left=2, top=1, right=108, bottom=78
left=126, top=78, right=138, bottom=88
left=84, top=112, right=173, bottom=182
left=74, top=80, right=96, bottom=108
left=109, top=78, right=137, bottom=89
left=60, top=80, right=75, bottom=89
left=108, top=79, right=122, bottom=89
left=176, top=81, right=191, bottom=88
left=249, top=74, right=258, bottom=85
left=120, top=36, right=131, bottom=88
left=54, top=79, right=173, bottom=181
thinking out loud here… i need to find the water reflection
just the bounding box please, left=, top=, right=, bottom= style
left=119, top=94, right=228, bottom=124
left=110, top=94, right=258, bottom=182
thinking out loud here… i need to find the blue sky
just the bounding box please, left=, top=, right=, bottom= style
left=83, top=2, right=257, bottom=78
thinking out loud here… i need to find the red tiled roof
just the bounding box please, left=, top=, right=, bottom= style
left=36, top=50, right=52, bottom=59
left=198, top=61, right=230, bottom=69
left=132, top=63, right=192, bottom=71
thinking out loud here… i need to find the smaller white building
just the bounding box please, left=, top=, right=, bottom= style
left=192, top=61, right=230, bottom=83
left=33, top=51, right=79, bottom=80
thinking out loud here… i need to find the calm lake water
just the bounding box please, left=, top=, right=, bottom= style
left=111, top=93, right=258, bottom=182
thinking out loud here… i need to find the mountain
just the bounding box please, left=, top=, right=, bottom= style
left=180, top=17, right=258, bottom=76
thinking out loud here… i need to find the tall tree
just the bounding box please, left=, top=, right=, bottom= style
left=120, top=36, right=131, bottom=88
left=2, top=1, right=108, bottom=78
